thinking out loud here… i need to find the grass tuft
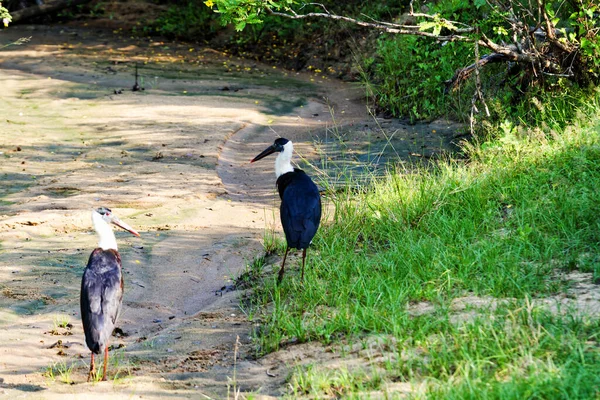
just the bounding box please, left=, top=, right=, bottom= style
left=44, top=361, right=75, bottom=384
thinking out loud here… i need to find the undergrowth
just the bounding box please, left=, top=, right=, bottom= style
left=366, top=1, right=600, bottom=126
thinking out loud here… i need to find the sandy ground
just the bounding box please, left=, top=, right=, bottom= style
left=0, top=23, right=375, bottom=399
left=1, top=22, right=599, bottom=399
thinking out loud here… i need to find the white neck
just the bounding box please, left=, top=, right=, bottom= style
left=92, top=211, right=118, bottom=251
left=275, top=141, right=294, bottom=178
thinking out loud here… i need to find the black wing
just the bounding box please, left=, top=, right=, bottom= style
left=80, top=249, right=123, bottom=354
left=279, top=171, right=322, bottom=249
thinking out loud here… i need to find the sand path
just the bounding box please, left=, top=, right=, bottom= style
left=0, top=24, right=368, bottom=398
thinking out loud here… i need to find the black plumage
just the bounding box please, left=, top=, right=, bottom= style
left=277, top=169, right=322, bottom=250
left=81, top=248, right=123, bottom=353
left=252, top=138, right=322, bottom=283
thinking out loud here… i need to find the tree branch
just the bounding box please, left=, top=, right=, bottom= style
left=479, top=32, right=537, bottom=64
left=537, top=0, right=572, bottom=52
left=446, top=53, right=510, bottom=92
left=264, top=1, right=578, bottom=87
left=266, top=7, right=474, bottom=41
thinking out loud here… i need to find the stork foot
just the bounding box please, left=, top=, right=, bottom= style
left=301, top=248, right=307, bottom=282
left=277, top=247, right=290, bottom=285
left=87, top=353, right=96, bottom=382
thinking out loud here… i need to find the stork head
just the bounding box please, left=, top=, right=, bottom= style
left=93, top=207, right=140, bottom=238
left=251, top=138, right=294, bottom=177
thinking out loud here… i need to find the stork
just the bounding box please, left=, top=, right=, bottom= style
left=251, top=138, right=322, bottom=283
left=80, top=207, right=140, bottom=381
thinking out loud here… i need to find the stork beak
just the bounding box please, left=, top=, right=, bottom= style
left=251, top=145, right=277, bottom=163
left=111, top=216, right=141, bottom=237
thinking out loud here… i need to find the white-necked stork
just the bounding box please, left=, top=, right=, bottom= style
left=251, top=138, right=322, bottom=283
left=80, top=207, right=140, bottom=381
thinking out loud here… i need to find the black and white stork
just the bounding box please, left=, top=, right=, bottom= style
left=80, top=207, right=140, bottom=381
left=251, top=138, right=322, bottom=283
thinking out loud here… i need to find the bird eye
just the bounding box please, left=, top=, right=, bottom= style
left=96, top=207, right=112, bottom=216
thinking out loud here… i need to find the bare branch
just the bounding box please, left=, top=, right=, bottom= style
left=479, top=32, right=538, bottom=64
left=266, top=7, right=475, bottom=40
left=446, top=53, right=510, bottom=92
left=474, top=37, right=491, bottom=118
left=538, top=0, right=556, bottom=40
left=537, top=0, right=572, bottom=52
left=408, top=12, right=473, bottom=30
left=300, top=2, right=331, bottom=14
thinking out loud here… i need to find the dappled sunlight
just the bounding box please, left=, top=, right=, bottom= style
left=0, top=22, right=382, bottom=397
left=0, top=222, right=266, bottom=389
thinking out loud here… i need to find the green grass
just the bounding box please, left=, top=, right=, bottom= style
left=286, top=304, right=600, bottom=399
left=44, top=360, right=75, bottom=384
left=52, top=315, right=71, bottom=330
left=243, top=114, right=600, bottom=397
left=424, top=306, right=600, bottom=400
left=87, top=349, right=135, bottom=384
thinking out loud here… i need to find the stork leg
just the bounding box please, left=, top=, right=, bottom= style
left=301, top=248, right=307, bottom=282
left=101, top=345, right=109, bottom=381
left=277, top=247, right=290, bottom=284
left=88, top=352, right=96, bottom=382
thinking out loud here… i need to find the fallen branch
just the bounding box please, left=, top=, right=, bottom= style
left=445, top=53, right=510, bottom=92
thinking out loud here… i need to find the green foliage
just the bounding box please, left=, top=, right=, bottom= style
left=148, top=1, right=219, bottom=39
left=205, top=0, right=296, bottom=31
left=369, top=34, right=473, bottom=120
left=1, top=3, right=11, bottom=27
left=365, top=0, right=600, bottom=125
left=568, top=2, right=600, bottom=77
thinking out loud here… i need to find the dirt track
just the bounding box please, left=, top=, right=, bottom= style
left=0, top=23, right=373, bottom=398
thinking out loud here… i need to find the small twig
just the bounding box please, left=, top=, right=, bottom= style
left=1, top=36, right=31, bottom=49
left=541, top=71, right=574, bottom=77
left=303, top=2, right=331, bottom=14
left=233, top=335, right=241, bottom=399
left=360, top=13, right=421, bottom=30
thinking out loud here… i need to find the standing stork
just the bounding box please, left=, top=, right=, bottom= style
left=251, top=138, right=322, bottom=283
left=81, top=207, right=140, bottom=381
